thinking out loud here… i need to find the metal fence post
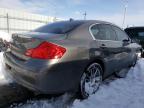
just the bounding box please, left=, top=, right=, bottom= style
left=6, top=13, right=10, bottom=33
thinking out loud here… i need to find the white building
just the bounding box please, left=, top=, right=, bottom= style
left=0, top=8, right=61, bottom=33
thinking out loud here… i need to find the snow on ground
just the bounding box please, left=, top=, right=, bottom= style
left=0, top=52, right=8, bottom=84
left=0, top=52, right=13, bottom=85
left=15, top=94, right=73, bottom=108
left=13, top=58, right=144, bottom=108
left=0, top=31, right=12, bottom=84
left=0, top=31, right=12, bottom=42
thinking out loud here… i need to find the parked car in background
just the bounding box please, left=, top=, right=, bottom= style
left=4, top=20, right=141, bottom=99
left=125, top=27, right=144, bottom=57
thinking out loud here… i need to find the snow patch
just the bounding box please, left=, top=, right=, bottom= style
left=0, top=31, right=12, bottom=42
left=16, top=93, right=73, bottom=108
left=0, top=31, right=12, bottom=84
left=0, top=52, right=12, bottom=84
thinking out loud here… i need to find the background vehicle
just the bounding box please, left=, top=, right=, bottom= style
left=4, top=20, right=141, bottom=99
left=125, top=27, right=144, bottom=57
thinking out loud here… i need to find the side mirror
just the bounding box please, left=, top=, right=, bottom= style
left=123, top=39, right=130, bottom=46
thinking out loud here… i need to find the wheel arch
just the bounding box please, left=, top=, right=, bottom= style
left=84, top=58, right=105, bottom=77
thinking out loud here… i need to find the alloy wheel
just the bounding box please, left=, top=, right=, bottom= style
left=80, top=63, right=102, bottom=98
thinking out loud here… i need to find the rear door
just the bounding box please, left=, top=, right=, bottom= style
left=90, top=24, right=124, bottom=76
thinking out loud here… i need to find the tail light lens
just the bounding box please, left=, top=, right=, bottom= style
left=25, top=41, right=66, bottom=59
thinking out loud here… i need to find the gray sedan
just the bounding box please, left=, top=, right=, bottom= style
left=4, top=20, right=141, bottom=99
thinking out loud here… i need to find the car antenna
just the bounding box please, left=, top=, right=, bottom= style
left=69, top=18, right=74, bottom=22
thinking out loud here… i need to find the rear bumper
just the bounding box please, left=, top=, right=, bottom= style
left=3, top=52, right=86, bottom=94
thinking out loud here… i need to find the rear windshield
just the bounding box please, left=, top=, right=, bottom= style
left=34, top=21, right=84, bottom=34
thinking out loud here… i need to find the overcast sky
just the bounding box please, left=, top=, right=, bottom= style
left=0, top=0, right=144, bottom=28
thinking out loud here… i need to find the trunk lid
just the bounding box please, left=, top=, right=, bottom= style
left=10, top=32, right=66, bottom=60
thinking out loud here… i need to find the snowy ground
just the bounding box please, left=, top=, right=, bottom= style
left=0, top=52, right=12, bottom=85
left=0, top=31, right=144, bottom=108
left=0, top=31, right=12, bottom=42
left=0, top=31, right=12, bottom=84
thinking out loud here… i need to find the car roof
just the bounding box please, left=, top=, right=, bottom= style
left=63, top=20, right=120, bottom=40
left=56, top=20, right=117, bottom=26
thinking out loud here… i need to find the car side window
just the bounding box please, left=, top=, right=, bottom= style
left=90, top=25, right=105, bottom=40
left=113, top=26, right=129, bottom=41
left=90, top=24, right=117, bottom=41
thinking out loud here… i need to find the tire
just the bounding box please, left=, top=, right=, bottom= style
left=115, top=68, right=130, bottom=78
left=141, top=50, right=144, bottom=58
left=79, top=63, right=103, bottom=99
left=136, top=50, right=142, bottom=58
left=132, top=54, right=138, bottom=67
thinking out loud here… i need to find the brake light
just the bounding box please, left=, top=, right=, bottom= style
left=25, top=41, right=66, bottom=59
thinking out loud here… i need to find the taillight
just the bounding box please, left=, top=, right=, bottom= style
left=25, top=41, right=66, bottom=59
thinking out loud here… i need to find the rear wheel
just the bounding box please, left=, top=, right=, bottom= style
left=80, top=63, right=103, bottom=99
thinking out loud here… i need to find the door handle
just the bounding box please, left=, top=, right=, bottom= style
left=100, top=44, right=107, bottom=49
left=101, top=44, right=105, bottom=46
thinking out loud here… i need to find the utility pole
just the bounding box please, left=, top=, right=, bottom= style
left=6, top=13, right=9, bottom=33
left=122, top=0, right=128, bottom=28
left=83, top=11, right=87, bottom=20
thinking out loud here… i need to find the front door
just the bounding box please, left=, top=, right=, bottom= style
left=112, top=25, right=132, bottom=69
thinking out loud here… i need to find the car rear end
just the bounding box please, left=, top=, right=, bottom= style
left=4, top=21, right=87, bottom=94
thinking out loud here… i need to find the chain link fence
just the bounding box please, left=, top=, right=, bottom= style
left=0, top=8, right=60, bottom=34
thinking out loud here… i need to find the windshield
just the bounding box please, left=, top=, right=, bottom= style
left=34, top=21, right=84, bottom=34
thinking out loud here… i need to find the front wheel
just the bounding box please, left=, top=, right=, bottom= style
left=115, top=68, right=130, bottom=78
left=80, top=63, right=103, bottom=99
left=136, top=50, right=142, bottom=58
